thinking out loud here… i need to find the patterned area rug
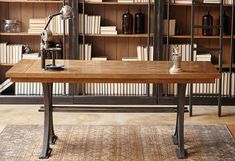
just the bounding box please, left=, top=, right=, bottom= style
left=0, top=125, right=234, bottom=161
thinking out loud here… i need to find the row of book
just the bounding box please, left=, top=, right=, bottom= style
left=124, top=46, right=153, bottom=96
left=28, top=18, right=69, bottom=34
left=0, top=53, right=40, bottom=94
left=193, top=72, right=235, bottom=96
left=118, top=0, right=155, bottom=3
left=79, top=43, right=92, bottom=60
left=83, top=46, right=154, bottom=96
left=2, top=72, right=235, bottom=96
left=164, top=43, right=213, bottom=62
left=0, top=43, right=23, bottom=64
left=163, top=81, right=219, bottom=96
left=78, top=14, right=101, bottom=34
left=0, top=79, right=69, bottom=96
left=85, top=83, right=148, bottom=96
left=137, top=46, right=154, bottom=61
left=163, top=43, right=197, bottom=61
left=48, top=16, right=69, bottom=34
left=84, top=0, right=155, bottom=2
left=203, top=0, right=233, bottom=4
left=173, top=0, right=233, bottom=4
left=15, top=83, right=69, bottom=95
left=163, top=72, right=235, bottom=97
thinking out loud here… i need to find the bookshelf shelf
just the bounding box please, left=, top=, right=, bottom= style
left=166, top=35, right=233, bottom=39
left=214, top=64, right=235, bottom=69
left=170, top=3, right=233, bottom=7
left=0, top=0, right=64, bottom=3
left=83, top=2, right=153, bottom=5
left=79, top=33, right=153, bottom=38
left=0, top=32, right=65, bottom=36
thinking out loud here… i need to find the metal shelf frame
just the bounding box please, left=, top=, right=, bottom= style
left=69, top=0, right=159, bottom=99
left=190, top=0, right=224, bottom=117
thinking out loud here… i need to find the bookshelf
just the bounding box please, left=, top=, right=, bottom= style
left=68, top=0, right=156, bottom=98
left=0, top=0, right=64, bottom=3
left=163, top=0, right=235, bottom=116
left=1, top=0, right=235, bottom=115
left=0, top=0, right=66, bottom=52
left=74, top=1, right=154, bottom=60
left=0, top=32, right=65, bottom=36
left=78, top=33, right=153, bottom=37
left=0, top=0, right=69, bottom=98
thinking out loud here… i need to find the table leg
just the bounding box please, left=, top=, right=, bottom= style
left=40, top=83, right=57, bottom=159
left=172, top=106, right=178, bottom=145
left=176, top=83, right=186, bottom=159
left=48, top=83, right=57, bottom=144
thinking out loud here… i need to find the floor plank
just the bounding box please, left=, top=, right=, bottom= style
left=227, top=124, right=235, bottom=139
left=0, top=104, right=235, bottom=133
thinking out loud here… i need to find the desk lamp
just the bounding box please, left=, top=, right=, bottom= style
left=40, top=5, right=74, bottom=70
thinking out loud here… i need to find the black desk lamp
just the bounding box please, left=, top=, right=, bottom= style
left=40, top=5, right=74, bottom=70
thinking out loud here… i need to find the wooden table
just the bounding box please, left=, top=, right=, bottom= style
left=6, top=59, right=220, bottom=159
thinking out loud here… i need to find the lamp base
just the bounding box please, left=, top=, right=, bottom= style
left=45, top=64, right=64, bottom=71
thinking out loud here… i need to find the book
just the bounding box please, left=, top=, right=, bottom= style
left=0, top=43, right=7, bottom=64
left=203, top=0, right=220, bottom=3
left=174, top=0, right=192, bottom=4
left=100, top=26, right=117, bottom=31
left=85, top=0, right=103, bottom=2
left=91, top=56, right=107, bottom=61
left=29, top=18, right=46, bottom=24
left=122, top=57, right=138, bottom=61
left=100, top=31, right=117, bottom=35
left=0, top=79, right=13, bottom=93
left=196, top=54, right=211, bottom=61
left=163, top=19, right=176, bottom=36
left=22, top=53, right=40, bottom=59
left=78, top=14, right=101, bottom=34
left=28, top=29, right=43, bottom=34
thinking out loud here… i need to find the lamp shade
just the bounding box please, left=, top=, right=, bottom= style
left=60, top=5, right=74, bottom=20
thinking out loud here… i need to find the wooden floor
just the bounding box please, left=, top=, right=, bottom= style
left=1, top=104, right=235, bottom=134
left=227, top=124, right=235, bottom=139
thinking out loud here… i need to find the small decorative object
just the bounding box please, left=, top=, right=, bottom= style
left=202, top=11, right=213, bottom=36
left=135, top=8, right=145, bottom=34
left=170, top=46, right=182, bottom=73
left=23, top=44, right=32, bottom=54
left=122, top=9, right=133, bottom=34
left=40, top=5, right=74, bottom=70
left=222, top=11, right=229, bottom=35
left=2, top=19, right=21, bottom=32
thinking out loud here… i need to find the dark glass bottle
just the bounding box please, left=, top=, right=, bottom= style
left=202, top=11, right=213, bottom=36
left=135, top=9, right=145, bottom=34
left=222, top=11, right=229, bottom=35
left=122, top=9, right=133, bottom=34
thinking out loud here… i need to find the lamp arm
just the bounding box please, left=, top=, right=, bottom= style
left=44, top=12, right=62, bottom=30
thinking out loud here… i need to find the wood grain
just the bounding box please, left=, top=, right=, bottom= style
left=6, top=59, right=220, bottom=84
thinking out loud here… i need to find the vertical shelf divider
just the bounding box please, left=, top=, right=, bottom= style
left=229, top=1, right=234, bottom=98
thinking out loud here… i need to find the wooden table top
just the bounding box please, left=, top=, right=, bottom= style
left=6, top=59, right=220, bottom=84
